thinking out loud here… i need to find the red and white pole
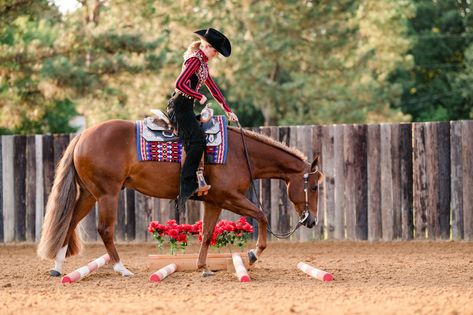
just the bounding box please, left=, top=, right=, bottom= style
left=297, top=262, right=333, bottom=282
left=232, top=253, right=250, bottom=282
left=149, top=263, right=177, bottom=283
left=61, top=254, right=110, bottom=284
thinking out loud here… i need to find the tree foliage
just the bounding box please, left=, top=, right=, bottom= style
left=1, top=0, right=472, bottom=134
left=391, top=0, right=473, bottom=121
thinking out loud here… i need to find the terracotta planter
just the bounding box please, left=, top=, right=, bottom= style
left=148, top=252, right=251, bottom=272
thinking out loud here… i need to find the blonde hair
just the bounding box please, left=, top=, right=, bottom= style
left=183, top=40, right=202, bottom=60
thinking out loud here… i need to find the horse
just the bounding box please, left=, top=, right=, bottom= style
left=37, top=119, right=324, bottom=277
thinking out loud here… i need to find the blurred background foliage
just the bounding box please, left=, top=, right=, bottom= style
left=0, top=0, right=472, bottom=134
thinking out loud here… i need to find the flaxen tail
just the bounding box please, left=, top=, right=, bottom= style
left=37, top=134, right=82, bottom=260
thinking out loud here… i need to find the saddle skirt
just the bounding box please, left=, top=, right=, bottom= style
left=136, top=115, right=228, bottom=164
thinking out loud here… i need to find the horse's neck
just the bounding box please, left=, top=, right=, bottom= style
left=249, top=142, right=305, bottom=180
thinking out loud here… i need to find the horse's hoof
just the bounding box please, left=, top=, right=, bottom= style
left=202, top=270, right=214, bottom=277
left=120, top=270, right=134, bottom=277
left=49, top=270, right=61, bottom=277
left=248, top=250, right=258, bottom=265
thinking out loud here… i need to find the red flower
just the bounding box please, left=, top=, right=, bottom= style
left=167, top=219, right=177, bottom=226
left=167, top=228, right=179, bottom=239
left=177, top=233, right=187, bottom=243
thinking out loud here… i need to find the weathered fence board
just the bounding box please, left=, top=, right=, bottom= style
left=2, top=136, right=14, bottom=242
left=14, top=136, right=26, bottom=241
left=322, top=125, right=335, bottom=240
left=413, top=124, right=428, bottom=239
left=367, top=124, right=382, bottom=241
left=26, top=136, right=36, bottom=242
left=450, top=121, right=463, bottom=240
left=333, top=124, right=345, bottom=240
left=437, top=122, right=451, bottom=239
left=380, top=124, right=394, bottom=241
left=425, top=123, right=440, bottom=239
left=462, top=121, right=473, bottom=241
left=391, top=124, right=402, bottom=239
left=34, top=135, right=44, bottom=241
left=135, top=192, right=152, bottom=241
left=42, top=135, right=54, bottom=211
left=400, top=124, right=413, bottom=240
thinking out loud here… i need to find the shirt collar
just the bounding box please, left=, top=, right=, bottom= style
left=196, top=49, right=208, bottom=62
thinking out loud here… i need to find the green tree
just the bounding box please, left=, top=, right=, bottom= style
left=391, top=0, right=473, bottom=121
left=0, top=0, right=170, bottom=134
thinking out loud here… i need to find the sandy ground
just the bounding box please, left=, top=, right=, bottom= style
left=0, top=241, right=472, bottom=315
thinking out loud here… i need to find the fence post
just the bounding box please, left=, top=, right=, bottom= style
left=462, top=120, right=473, bottom=241
left=400, top=123, right=413, bottom=240
left=367, top=124, right=382, bottom=241
left=333, top=125, right=345, bottom=240
left=450, top=121, right=463, bottom=240
left=25, top=135, right=36, bottom=242
left=437, top=122, right=451, bottom=239
left=35, top=135, right=44, bottom=242
left=413, top=123, right=428, bottom=239
left=322, top=125, right=335, bottom=240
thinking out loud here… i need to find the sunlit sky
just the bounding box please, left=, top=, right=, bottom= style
left=52, top=0, right=81, bottom=14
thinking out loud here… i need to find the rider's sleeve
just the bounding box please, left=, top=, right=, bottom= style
left=205, top=74, right=232, bottom=113
left=175, top=57, right=204, bottom=101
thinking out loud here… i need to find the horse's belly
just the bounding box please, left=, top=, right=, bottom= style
left=125, top=161, right=181, bottom=199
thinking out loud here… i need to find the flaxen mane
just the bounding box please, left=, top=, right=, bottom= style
left=228, top=126, right=307, bottom=161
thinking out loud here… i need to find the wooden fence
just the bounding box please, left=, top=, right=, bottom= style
left=1, top=120, right=472, bottom=243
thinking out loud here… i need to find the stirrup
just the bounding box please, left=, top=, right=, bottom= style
left=196, top=169, right=211, bottom=196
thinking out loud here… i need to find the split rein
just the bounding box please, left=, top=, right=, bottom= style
left=235, top=122, right=312, bottom=239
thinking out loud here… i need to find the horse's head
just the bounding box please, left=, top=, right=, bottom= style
left=287, top=156, right=324, bottom=229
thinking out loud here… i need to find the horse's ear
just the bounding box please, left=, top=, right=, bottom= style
left=310, top=155, right=320, bottom=172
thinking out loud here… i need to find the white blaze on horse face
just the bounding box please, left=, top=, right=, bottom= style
left=53, top=245, right=68, bottom=273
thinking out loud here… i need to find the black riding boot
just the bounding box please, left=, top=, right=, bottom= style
left=168, top=94, right=207, bottom=215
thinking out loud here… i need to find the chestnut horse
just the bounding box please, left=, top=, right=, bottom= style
left=37, top=119, right=324, bottom=277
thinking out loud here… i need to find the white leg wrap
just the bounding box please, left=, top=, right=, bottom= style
left=53, top=245, right=68, bottom=273
left=113, top=261, right=134, bottom=277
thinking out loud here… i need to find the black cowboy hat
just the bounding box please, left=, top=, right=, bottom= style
left=194, top=28, right=231, bottom=57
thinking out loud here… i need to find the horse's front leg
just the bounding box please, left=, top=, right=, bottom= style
left=222, top=196, right=268, bottom=265
left=197, top=202, right=222, bottom=277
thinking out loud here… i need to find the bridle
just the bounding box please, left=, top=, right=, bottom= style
left=237, top=122, right=319, bottom=239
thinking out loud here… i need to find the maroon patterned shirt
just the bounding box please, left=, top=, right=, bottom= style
left=175, top=49, right=232, bottom=113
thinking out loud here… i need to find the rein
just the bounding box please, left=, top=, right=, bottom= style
left=236, top=122, right=311, bottom=239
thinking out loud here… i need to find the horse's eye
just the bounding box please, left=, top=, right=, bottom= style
left=310, top=185, right=318, bottom=192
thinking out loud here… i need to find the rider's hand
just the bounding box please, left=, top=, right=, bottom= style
left=199, top=95, right=207, bottom=105
left=227, top=112, right=239, bottom=122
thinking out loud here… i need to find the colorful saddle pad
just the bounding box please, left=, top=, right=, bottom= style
left=136, top=115, right=228, bottom=164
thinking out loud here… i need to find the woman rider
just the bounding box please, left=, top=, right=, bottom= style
left=167, top=27, right=238, bottom=213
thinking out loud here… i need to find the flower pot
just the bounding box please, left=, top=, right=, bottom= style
left=148, top=252, right=252, bottom=272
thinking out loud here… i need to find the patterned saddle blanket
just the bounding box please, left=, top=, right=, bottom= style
left=136, top=115, right=228, bottom=164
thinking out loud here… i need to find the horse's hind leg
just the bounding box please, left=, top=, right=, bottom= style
left=97, top=194, right=133, bottom=277
left=50, top=188, right=96, bottom=276
left=197, top=202, right=222, bottom=276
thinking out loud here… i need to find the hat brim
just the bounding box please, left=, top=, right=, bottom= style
left=194, top=29, right=231, bottom=57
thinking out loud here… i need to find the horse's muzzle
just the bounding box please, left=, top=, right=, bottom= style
left=303, top=213, right=317, bottom=229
